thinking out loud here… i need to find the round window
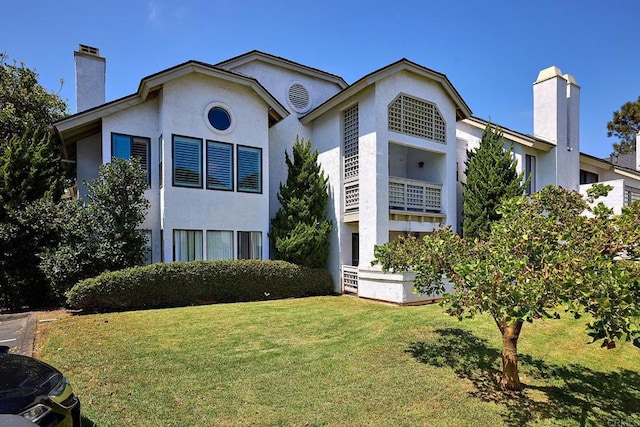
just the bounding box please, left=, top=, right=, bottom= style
left=207, top=106, right=231, bottom=131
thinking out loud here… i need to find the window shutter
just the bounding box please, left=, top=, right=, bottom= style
left=112, top=134, right=131, bottom=159
left=173, top=136, right=202, bottom=187
left=237, top=146, right=261, bottom=193
left=207, top=141, right=233, bottom=190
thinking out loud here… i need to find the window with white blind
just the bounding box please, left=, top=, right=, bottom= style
left=173, top=135, right=202, bottom=188
left=237, top=145, right=262, bottom=193
left=111, top=133, right=150, bottom=184
left=206, top=141, right=233, bottom=191
left=173, top=229, right=203, bottom=261
left=238, top=231, right=262, bottom=259
left=388, top=94, right=446, bottom=143
left=206, top=230, right=233, bottom=260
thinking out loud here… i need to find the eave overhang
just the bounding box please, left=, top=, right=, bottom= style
left=216, top=50, right=348, bottom=89
left=53, top=60, right=289, bottom=146
left=462, top=117, right=555, bottom=152
left=300, top=59, right=472, bottom=125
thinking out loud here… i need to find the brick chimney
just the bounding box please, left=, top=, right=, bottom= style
left=74, top=44, right=105, bottom=112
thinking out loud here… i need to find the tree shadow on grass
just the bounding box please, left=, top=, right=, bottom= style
left=407, top=328, right=640, bottom=426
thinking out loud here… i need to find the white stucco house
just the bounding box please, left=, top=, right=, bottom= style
left=53, top=45, right=640, bottom=305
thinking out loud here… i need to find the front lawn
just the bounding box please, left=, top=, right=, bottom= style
left=36, top=296, right=640, bottom=426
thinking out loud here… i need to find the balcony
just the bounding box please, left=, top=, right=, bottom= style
left=343, top=176, right=443, bottom=223
left=389, top=176, right=441, bottom=213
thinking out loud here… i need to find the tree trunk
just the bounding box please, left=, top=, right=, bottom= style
left=495, top=319, right=523, bottom=391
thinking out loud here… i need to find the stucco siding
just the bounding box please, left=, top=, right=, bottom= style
left=158, top=73, right=272, bottom=261
left=225, top=61, right=342, bottom=116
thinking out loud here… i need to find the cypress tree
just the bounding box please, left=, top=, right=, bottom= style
left=0, top=130, right=64, bottom=220
left=270, top=137, right=333, bottom=268
left=462, top=123, right=525, bottom=239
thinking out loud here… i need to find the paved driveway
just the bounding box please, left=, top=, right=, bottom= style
left=0, top=313, right=36, bottom=356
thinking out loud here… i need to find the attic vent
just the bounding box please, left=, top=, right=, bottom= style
left=79, top=44, right=100, bottom=56
left=288, top=83, right=311, bottom=113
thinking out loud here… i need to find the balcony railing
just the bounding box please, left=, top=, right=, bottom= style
left=341, top=265, right=359, bottom=293
left=389, top=176, right=442, bottom=213
left=625, top=185, right=640, bottom=206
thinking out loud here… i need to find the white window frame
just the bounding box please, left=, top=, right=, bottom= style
left=173, top=229, right=203, bottom=261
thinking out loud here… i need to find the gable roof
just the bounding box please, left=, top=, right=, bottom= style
left=216, top=50, right=348, bottom=89
left=53, top=60, right=290, bottom=144
left=462, top=117, right=555, bottom=152
left=300, top=58, right=472, bottom=125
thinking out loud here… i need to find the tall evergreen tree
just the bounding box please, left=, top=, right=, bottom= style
left=607, top=95, right=640, bottom=155
left=0, top=130, right=64, bottom=220
left=270, top=137, right=333, bottom=268
left=462, top=123, right=525, bottom=239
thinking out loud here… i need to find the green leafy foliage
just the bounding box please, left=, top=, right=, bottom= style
left=0, top=54, right=69, bottom=309
left=375, top=186, right=640, bottom=389
left=0, top=53, right=67, bottom=146
left=462, top=123, right=525, bottom=239
left=85, top=157, right=150, bottom=271
left=0, top=131, right=64, bottom=220
left=66, top=260, right=334, bottom=312
left=270, top=137, right=333, bottom=267
left=38, top=158, right=150, bottom=300
left=607, top=95, right=640, bottom=155
left=0, top=159, right=149, bottom=309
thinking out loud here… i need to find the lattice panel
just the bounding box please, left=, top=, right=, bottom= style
left=343, top=104, right=359, bottom=180
left=344, top=182, right=359, bottom=211
left=406, top=185, right=425, bottom=211
left=388, top=94, right=446, bottom=143
left=344, top=156, right=358, bottom=180
left=424, top=185, right=441, bottom=211
left=388, top=181, right=405, bottom=208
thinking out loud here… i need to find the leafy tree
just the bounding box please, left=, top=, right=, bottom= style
left=85, top=157, right=150, bottom=271
left=0, top=131, right=64, bottom=220
left=374, top=185, right=640, bottom=391
left=607, top=96, right=640, bottom=155
left=462, top=123, right=525, bottom=239
left=0, top=209, right=52, bottom=308
left=38, top=158, right=149, bottom=301
left=0, top=53, right=67, bottom=145
left=0, top=158, right=149, bottom=308
left=270, top=137, right=333, bottom=268
left=0, top=55, right=69, bottom=309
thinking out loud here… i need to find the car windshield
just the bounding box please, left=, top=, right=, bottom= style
left=0, top=355, right=61, bottom=396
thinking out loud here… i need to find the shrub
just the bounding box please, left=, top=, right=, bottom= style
left=66, top=260, right=334, bottom=312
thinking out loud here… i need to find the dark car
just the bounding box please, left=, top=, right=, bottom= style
left=0, top=346, right=81, bottom=426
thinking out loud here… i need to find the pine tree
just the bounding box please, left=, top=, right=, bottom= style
left=462, top=123, right=525, bottom=239
left=607, top=95, right=640, bottom=155
left=270, top=137, right=333, bottom=268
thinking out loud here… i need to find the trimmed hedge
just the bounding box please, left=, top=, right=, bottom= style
left=66, top=260, right=334, bottom=312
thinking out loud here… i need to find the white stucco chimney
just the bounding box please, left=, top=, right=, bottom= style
left=533, top=66, right=580, bottom=190
left=74, top=44, right=105, bottom=112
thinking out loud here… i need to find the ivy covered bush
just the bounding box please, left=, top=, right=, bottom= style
left=66, top=260, right=334, bottom=312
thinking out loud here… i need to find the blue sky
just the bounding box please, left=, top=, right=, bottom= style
left=2, top=0, right=637, bottom=158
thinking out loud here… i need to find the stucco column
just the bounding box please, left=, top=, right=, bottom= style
left=358, top=132, right=389, bottom=268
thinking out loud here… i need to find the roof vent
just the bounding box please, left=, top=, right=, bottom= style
left=288, top=83, right=311, bottom=113
left=79, top=44, right=100, bottom=56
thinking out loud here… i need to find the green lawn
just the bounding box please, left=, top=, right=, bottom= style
left=37, top=296, right=640, bottom=426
